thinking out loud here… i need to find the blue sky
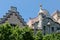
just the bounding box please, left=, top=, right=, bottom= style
left=0, top=0, right=60, bottom=22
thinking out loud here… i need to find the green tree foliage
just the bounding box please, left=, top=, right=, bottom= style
left=43, top=33, right=60, bottom=40
left=0, top=23, right=34, bottom=40
left=0, top=22, right=60, bottom=40
left=43, top=34, right=53, bottom=40
left=22, top=26, right=34, bottom=40
left=34, top=30, right=43, bottom=40
left=55, top=33, right=60, bottom=40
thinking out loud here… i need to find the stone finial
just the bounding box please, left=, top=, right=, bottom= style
left=38, top=4, right=43, bottom=14
left=56, top=10, right=60, bottom=13
left=40, top=4, right=42, bottom=10
left=10, top=6, right=17, bottom=12
left=29, top=17, right=32, bottom=19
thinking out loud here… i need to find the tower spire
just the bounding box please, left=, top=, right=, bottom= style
left=40, top=4, right=42, bottom=10
left=38, top=4, right=43, bottom=13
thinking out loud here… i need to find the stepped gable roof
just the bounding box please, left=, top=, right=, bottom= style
left=52, top=10, right=60, bottom=16
left=38, top=4, right=49, bottom=16
left=0, top=6, right=26, bottom=26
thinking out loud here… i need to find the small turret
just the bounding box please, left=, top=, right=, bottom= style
left=38, top=4, right=50, bottom=29
left=38, top=4, right=50, bottom=17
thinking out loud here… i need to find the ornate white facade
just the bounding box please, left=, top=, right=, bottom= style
left=27, top=5, right=60, bottom=34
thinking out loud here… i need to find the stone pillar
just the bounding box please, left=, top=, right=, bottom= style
left=34, top=23, right=37, bottom=34
left=54, top=27, right=57, bottom=32
left=38, top=14, right=43, bottom=29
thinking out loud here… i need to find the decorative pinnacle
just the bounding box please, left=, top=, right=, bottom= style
left=10, top=6, right=17, bottom=12
left=38, top=4, right=43, bottom=13
left=40, top=4, right=42, bottom=10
